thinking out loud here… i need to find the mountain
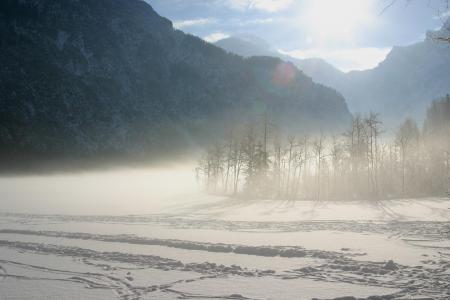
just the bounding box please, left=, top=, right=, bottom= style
left=339, top=26, right=450, bottom=125
left=0, top=0, right=351, bottom=166
left=215, top=35, right=274, bottom=57
left=215, top=36, right=346, bottom=90
left=216, top=27, right=450, bottom=126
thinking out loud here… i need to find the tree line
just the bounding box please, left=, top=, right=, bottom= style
left=196, top=95, right=450, bottom=200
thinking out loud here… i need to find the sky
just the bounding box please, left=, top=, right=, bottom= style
left=146, top=0, right=449, bottom=72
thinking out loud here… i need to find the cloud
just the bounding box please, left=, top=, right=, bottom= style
left=203, top=32, right=230, bottom=43
left=238, top=17, right=275, bottom=25
left=225, top=0, right=293, bottom=12
left=173, top=18, right=215, bottom=29
left=279, top=47, right=392, bottom=72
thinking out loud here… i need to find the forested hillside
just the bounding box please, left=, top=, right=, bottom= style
left=0, top=0, right=351, bottom=166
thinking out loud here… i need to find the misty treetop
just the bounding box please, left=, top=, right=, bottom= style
left=196, top=95, right=450, bottom=200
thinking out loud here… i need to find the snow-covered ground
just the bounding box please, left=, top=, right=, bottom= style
left=1, top=192, right=449, bottom=300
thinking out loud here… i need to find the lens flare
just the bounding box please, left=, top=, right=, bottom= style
left=273, top=62, right=296, bottom=86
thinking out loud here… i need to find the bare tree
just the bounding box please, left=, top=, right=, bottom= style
left=396, top=118, right=420, bottom=196
left=313, top=133, right=325, bottom=201
left=365, top=112, right=383, bottom=198
left=197, top=103, right=450, bottom=200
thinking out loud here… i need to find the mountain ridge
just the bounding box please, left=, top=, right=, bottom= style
left=0, top=0, right=351, bottom=168
left=215, top=27, right=450, bottom=126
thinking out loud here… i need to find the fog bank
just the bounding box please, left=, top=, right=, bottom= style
left=0, top=165, right=198, bottom=215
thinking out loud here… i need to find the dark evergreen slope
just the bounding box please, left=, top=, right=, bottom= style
left=0, top=0, right=351, bottom=163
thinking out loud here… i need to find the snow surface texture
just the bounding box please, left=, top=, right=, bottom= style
left=0, top=197, right=449, bottom=299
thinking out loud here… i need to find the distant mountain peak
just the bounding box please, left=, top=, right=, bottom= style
left=214, top=31, right=450, bottom=127
left=215, top=35, right=275, bottom=57
left=234, top=34, right=272, bottom=49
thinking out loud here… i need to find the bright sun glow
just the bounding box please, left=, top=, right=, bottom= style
left=302, top=0, right=374, bottom=44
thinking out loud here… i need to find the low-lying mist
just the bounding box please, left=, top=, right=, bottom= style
left=0, top=163, right=199, bottom=215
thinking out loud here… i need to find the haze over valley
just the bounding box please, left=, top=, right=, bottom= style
left=0, top=1, right=450, bottom=299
